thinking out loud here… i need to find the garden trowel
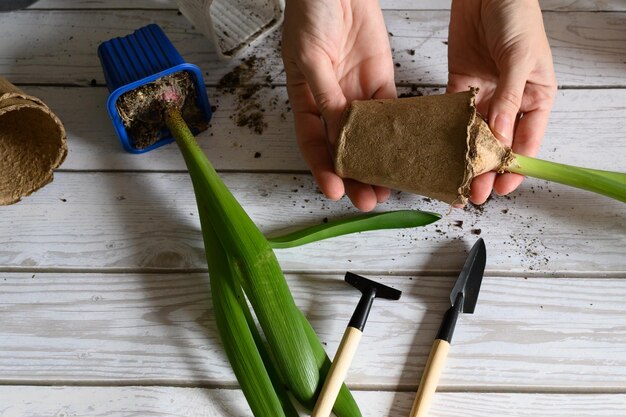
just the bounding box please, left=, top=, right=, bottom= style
left=409, top=238, right=486, bottom=417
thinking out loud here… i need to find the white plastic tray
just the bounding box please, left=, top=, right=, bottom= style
left=177, top=0, right=285, bottom=60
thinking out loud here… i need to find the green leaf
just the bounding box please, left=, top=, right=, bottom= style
left=299, top=311, right=362, bottom=417
left=167, top=109, right=323, bottom=406
left=268, top=210, right=441, bottom=249
left=196, top=199, right=288, bottom=416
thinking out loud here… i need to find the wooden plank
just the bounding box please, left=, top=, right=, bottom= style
left=1, top=170, right=624, bottom=274
left=389, top=11, right=626, bottom=87
left=27, top=0, right=626, bottom=12
left=1, top=273, right=625, bottom=389
left=1, top=10, right=625, bottom=86
left=22, top=86, right=626, bottom=173
left=28, top=84, right=305, bottom=172
left=379, top=0, right=626, bottom=11
left=29, top=0, right=178, bottom=8
left=540, top=0, right=626, bottom=11
left=0, top=387, right=624, bottom=417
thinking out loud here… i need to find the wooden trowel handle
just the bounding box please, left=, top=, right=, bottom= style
left=312, top=326, right=363, bottom=417
left=409, top=339, right=450, bottom=417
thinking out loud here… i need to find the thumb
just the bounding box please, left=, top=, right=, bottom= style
left=488, top=66, right=528, bottom=147
left=298, top=53, right=347, bottom=144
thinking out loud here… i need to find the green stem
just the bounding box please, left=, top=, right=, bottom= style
left=508, top=153, right=626, bottom=203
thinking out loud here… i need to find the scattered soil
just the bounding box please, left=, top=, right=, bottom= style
left=398, top=84, right=425, bottom=98
left=217, top=55, right=278, bottom=135
left=116, top=71, right=208, bottom=149
left=218, top=56, right=259, bottom=93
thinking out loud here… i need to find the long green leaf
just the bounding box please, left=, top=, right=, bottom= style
left=233, top=261, right=300, bottom=417
left=299, top=311, right=362, bottom=417
left=268, top=210, right=441, bottom=249
left=195, top=192, right=287, bottom=416
left=167, top=109, right=320, bottom=404
left=211, top=263, right=288, bottom=416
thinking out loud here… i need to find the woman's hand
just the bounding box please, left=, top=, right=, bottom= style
left=282, top=0, right=396, bottom=211
left=447, top=0, right=557, bottom=204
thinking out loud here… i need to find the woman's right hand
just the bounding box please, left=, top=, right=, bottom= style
left=282, top=0, right=397, bottom=211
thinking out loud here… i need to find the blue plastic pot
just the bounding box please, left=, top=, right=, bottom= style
left=98, top=24, right=212, bottom=153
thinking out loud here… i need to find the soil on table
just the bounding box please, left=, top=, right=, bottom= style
left=217, top=55, right=274, bottom=135
left=116, top=71, right=208, bottom=149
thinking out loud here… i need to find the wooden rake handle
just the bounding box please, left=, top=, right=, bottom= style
left=409, top=338, right=450, bottom=417
left=312, top=327, right=363, bottom=417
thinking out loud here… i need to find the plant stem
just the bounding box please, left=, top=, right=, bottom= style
left=508, top=153, right=626, bottom=203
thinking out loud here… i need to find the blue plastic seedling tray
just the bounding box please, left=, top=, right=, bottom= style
left=98, top=24, right=212, bottom=153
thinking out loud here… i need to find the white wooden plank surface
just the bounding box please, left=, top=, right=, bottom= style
left=28, top=0, right=178, bottom=8
left=25, top=0, right=626, bottom=12
left=1, top=273, right=625, bottom=389
left=0, top=387, right=624, bottom=417
left=1, top=10, right=625, bottom=86
left=1, top=4, right=625, bottom=415
left=18, top=86, right=626, bottom=173
left=379, top=0, right=626, bottom=11
left=0, top=171, right=624, bottom=274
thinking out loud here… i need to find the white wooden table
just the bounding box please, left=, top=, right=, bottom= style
left=1, top=1, right=625, bottom=416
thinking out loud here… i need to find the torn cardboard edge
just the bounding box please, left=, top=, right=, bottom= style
left=458, top=88, right=513, bottom=206
left=334, top=88, right=513, bottom=206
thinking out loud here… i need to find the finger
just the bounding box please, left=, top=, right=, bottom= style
left=446, top=77, right=469, bottom=94
left=447, top=75, right=496, bottom=116
left=470, top=172, right=496, bottom=205
left=488, top=65, right=529, bottom=147
left=510, top=107, right=551, bottom=157
left=344, top=178, right=379, bottom=212
left=297, top=52, right=348, bottom=143
left=493, top=172, right=524, bottom=196
left=294, top=110, right=345, bottom=200
left=287, top=79, right=345, bottom=200
left=494, top=108, right=551, bottom=195
left=373, top=185, right=391, bottom=203
left=447, top=75, right=489, bottom=94
left=372, top=79, right=397, bottom=100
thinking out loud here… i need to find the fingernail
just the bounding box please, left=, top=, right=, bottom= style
left=491, top=114, right=513, bottom=145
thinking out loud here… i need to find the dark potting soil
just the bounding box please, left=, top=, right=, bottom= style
left=116, top=71, right=208, bottom=149
left=398, top=84, right=425, bottom=98
left=217, top=55, right=272, bottom=135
